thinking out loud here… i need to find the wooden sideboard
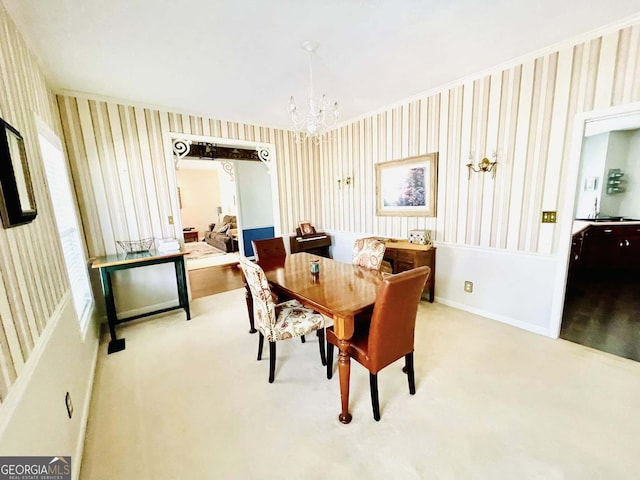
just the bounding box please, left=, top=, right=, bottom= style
left=382, top=240, right=436, bottom=302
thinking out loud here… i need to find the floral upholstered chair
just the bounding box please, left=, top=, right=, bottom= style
left=239, top=256, right=326, bottom=383
left=352, top=238, right=387, bottom=271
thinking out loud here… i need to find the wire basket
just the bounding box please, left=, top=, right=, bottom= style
left=116, top=238, right=154, bottom=254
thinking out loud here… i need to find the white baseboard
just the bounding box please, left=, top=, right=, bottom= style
left=435, top=296, right=552, bottom=337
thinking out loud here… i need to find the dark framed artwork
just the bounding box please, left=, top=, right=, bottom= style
left=0, top=118, right=37, bottom=228
left=375, top=153, right=438, bottom=217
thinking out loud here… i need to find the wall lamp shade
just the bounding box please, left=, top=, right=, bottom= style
left=466, top=152, right=497, bottom=180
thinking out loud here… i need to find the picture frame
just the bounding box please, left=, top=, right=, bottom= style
left=298, top=221, right=315, bottom=236
left=0, top=118, right=37, bottom=228
left=375, top=153, right=438, bottom=217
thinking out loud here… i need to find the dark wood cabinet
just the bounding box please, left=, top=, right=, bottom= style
left=580, top=224, right=640, bottom=270
left=382, top=240, right=436, bottom=302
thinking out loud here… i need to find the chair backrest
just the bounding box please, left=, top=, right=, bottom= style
left=252, top=237, right=286, bottom=262
left=367, top=266, right=431, bottom=373
left=352, top=238, right=386, bottom=270
left=238, top=256, right=276, bottom=335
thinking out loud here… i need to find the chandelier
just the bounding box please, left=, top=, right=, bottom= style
left=289, top=41, right=340, bottom=143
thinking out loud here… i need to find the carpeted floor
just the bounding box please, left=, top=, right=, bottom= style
left=79, top=289, right=640, bottom=479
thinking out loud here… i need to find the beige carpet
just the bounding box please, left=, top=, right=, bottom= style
left=79, top=290, right=640, bottom=479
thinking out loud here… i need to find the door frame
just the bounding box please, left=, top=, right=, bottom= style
left=549, top=101, right=640, bottom=338
left=164, top=132, right=281, bottom=252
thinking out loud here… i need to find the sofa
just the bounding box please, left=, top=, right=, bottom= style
left=204, top=215, right=238, bottom=252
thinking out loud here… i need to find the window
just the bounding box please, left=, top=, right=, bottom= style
left=38, top=132, right=93, bottom=334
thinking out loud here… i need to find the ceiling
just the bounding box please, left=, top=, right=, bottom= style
left=4, top=0, right=640, bottom=130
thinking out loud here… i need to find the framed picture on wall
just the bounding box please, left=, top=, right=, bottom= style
left=375, top=153, right=438, bottom=217
left=0, top=118, right=37, bottom=228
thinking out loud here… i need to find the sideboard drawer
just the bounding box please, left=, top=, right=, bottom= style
left=395, top=260, right=415, bottom=272
left=396, top=250, right=416, bottom=263
left=382, top=240, right=436, bottom=302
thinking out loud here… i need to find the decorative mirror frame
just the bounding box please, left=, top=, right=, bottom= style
left=375, top=152, right=438, bottom=217
left=0, top=118, right=37, bottom=228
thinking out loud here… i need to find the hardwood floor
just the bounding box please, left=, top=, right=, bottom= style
left=560, top=269, right=640, bottom=362
left=188, top=263, right=244, bottom=299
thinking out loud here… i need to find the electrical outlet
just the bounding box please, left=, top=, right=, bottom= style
left=542, top=211, right=557, bottom=223
left=464, top=281, right=473, bottom=293
left=168, top=215, right=174, bottom=225
left=65, top=392, right=73, bottom=419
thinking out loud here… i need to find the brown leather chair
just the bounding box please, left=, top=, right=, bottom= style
left=326, top=266, right=431, bottom=421
left=252, top=237, right=286, bottom=261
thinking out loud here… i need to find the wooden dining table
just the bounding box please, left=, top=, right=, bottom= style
left=258, top=252, right=383, bottom=424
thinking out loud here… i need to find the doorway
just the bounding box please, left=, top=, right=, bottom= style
left=554, top=102, right=640, bottom=361
left=166, top=133, right=280, bottom=298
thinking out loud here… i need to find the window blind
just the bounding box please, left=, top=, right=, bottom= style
left=39, top=134, right=93, bottom=332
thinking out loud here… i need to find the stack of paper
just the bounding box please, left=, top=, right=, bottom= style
left=157, top=238, right=180, bottom=252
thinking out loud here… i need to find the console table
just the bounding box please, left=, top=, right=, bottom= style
left=92, top=250, right=190, bottom=353
left=382, top=240, right=436, bottom=302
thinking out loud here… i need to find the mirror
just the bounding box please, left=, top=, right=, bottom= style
left=0, top=118, right=37, bottom=227
left=574, top=115, right=640, bottom=222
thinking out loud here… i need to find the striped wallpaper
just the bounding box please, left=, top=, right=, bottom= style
left=0, top=3, right=69, bottom=403
left=57, top=20, right=640, bottom=264
left=56, top=97, right=322, bottom=258
left=2, top=2, right=640, bottom=408
left=321, top=21, right=640, bottom=255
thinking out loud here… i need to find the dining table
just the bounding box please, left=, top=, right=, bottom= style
left=258, top=252, right=383, bottom=424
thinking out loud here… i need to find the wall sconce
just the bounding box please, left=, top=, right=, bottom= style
left=337, top=175, right=353, bottom=188
left=466, top=152, right=497, bottom=180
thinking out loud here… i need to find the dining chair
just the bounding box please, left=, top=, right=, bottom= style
left=252, top=237, right=286, bottom=262
left=352, top=237, right=386, bottom=270
left=326, top=266, right=431, bottom=420
left=239, top=256, right=326, bottom=383
left=241, top=237, right=287, bottom=334
left=251, top=236, right=321, bottom=343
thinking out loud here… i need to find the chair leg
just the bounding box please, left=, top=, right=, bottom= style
left=405, top=353, right=416, bottom=395
left=326, top=342, right=334, bottom=379
left=300, top=335, right=306, bottom=343
left=369, top=373, right=380, bottom=421
left=257, top=332, right=264, bottom=361
left=317, top=329, right=326, bottom=366
left=268, top=341, right=276, bottom=383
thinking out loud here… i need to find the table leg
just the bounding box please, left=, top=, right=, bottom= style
left=337, top=338, right=352, bottom=424
left=100, top=267, right=126, bottom=354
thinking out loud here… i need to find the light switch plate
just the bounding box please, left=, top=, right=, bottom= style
left=542, top=211, right=557, bottom=223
